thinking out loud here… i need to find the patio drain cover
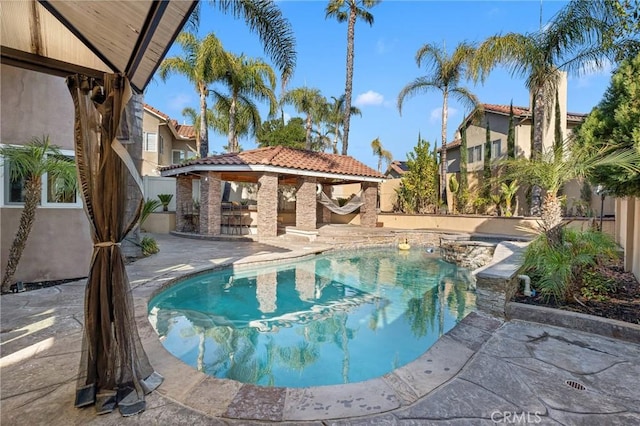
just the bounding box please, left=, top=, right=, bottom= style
left=565, top=380, right=586, bottom=390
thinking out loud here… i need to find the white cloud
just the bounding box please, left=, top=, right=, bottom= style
left=355, top=90, right=384, bottom=107
left=283, top=112, right=291, bottom=123
left=168, top=92, right=193, bottom=111
left=429, top=107, right=458, bottom=123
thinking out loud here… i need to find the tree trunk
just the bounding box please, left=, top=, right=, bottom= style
left=440, top=89, right=448, bottom=211
left=305, top=113, right=312, bottom=150
left=2, top=178, right=41, bottom=292
left=530, top=87, right=545, bottom=216
left=228, top=93, right=237, bottom=153
left=341, top=9, right=357, bottom=156
left=199, top=84, right=209, bottom=158
left=541, top=192, right=564, bottom=246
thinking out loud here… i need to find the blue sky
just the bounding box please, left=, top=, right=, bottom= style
left=144, top=0, right=614, bottom=170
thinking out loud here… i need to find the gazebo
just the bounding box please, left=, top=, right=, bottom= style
left=160, top=146, right=385, bottom=238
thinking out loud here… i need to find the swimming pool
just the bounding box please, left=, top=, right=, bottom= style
left=148, top=247, right=475, bottom=387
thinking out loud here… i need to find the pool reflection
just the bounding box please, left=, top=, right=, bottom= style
left=149, top=248, right=475, bottom=387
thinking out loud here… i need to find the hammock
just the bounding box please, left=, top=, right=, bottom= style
left=317, top=190, right=364, bottom=215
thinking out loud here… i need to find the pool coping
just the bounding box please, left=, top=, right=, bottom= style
left=133, top=248, right=500, bottom=422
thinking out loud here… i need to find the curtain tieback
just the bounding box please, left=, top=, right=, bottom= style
left=94, top=241, right=121, bottom=248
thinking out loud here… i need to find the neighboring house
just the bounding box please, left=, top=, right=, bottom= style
left=142, top=104, right=197, bottom=176
left=443, top=104, right=586, bottom=175
left=440, top=73, right=614, bottom=216
left=385, top=160, right=408, bottom=179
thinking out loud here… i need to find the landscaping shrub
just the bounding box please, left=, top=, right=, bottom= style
left=140, top=236, right=159, bottom=256
left=521, top=228, right=617, bottom=302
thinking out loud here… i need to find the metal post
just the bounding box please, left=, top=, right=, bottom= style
left=600, top=193, right=605, bottom=231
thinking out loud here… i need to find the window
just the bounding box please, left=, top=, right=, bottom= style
left=2, top=149, right=81, bottom=208
left=492, top=139, right=502, bottom=159
left=172, top=149, right=185, bottom=164
left=144, top=132, right=157, bottom=152
left=468, top=145, right=483, bottom=163
left=158, top=135, right=164, bottom=155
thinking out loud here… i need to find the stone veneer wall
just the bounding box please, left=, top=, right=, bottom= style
left=175, top=177, right=193, bottom=233
left=360, top=182, right=378, bottom=227
left=473, top=242, right=528, bottom=318
left=258, top=173, right=278, bottom=237
left=296, top=177, right=317, bottom=230
left=441, top=241, right=496, bottom=270
left=200, top=171, right=221, bottom=235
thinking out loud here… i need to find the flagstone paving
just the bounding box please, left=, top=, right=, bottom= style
left=1, top=232, right=639, bottom=425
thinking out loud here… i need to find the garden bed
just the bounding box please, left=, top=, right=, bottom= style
left=513, top=258, right=640, bottom=325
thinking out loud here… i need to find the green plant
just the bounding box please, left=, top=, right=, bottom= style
left=0, top=135, right=77, bottom=292
left=141, top=198, right=162, bottom=228
left=448, top=174, right=459, bottom=213
left=140, top=236, right=159, bottom=256
left=157, top=193, right=173, bottom=211
left=521, top=228, right=617, bottom=302
left=500, top=180, right=519, bottom=217
left=490, top=194, right=502, bottom=216
left=580, top=268, right=617, bottom=302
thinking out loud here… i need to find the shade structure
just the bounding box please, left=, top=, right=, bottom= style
left=1, top=0, right=197, bottom=92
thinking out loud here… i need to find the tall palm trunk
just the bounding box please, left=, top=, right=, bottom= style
left=440, top=88, right=449, bottom=210
left=228, top=93, right=238, bottom=152
left=199, top=83, right=209, bottom=158
left=341, top=9, right=357, bottom=155
left=541, top=192, right=564, bottom=247
left=1, top=178, right=40, bottom=292
left=305, top=113, right=313, bottom=150
left=530, top=87, right=545, bottom=216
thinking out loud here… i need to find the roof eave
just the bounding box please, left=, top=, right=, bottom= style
left=161, top=164, right=385, bottom=183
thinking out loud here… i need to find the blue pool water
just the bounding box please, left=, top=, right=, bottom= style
left=148, top=248, right=476, bottom=387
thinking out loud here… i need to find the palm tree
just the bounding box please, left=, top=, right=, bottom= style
left=326, top=0, right=380, bottom=155
left=1, top=136, right=77, bottom=292
left=189, top=0, right=297, bottom=88
left=182, top=106, right=218, bottom=150
left=213, top=52, right=277, bottom=152
left=370, top=137, right=392, bottom=173
left=472, top=0, right=629, bottom=214
left=397, top=42, right=480, bottom=210
left=209, top=94, right=262, bottom=152
left=281, top=87, right=325, bottom=150
left=500, top=139, right=640, bottom=245
left=159, top=32, right=228, bottom=158
left=327, top=95, right=361, bottom=154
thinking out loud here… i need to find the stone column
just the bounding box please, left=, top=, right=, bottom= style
left=360, top=182, right=378, bottom=227
left=258, top=172, right=278, bottom=238
left=199, top=171, right=221, bottom=235
left=176, top=176, right=192, bottom=232
left=321, top=184, right=332, bottom=224
left=296, top=176, right=317, bottom=230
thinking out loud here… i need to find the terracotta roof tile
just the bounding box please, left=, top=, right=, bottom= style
left=161, top=146, right=385, bottom=178
left=175, top=124, right=196, bottom=139
left=144, top=103, right=170, bottom=120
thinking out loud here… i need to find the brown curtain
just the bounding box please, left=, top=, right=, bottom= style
left=67, top=74, right=162, bottom=416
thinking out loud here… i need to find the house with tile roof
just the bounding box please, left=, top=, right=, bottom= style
left=142, top=104, right=197, bottom=176
left=161, top=146, right=385, bottom=237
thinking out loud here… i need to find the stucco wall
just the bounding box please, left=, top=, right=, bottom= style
left=377, top=213, right=615, bottom=239
left=1, top=65, right=74, bottom=147
left=1, top=208, right=92, bottom=282
left=1, top=65, right=92, bottom=283
left=615, top=197, right=639, bottom=281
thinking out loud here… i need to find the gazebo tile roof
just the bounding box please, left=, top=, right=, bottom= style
left=161, top=146, right=384, bottom=178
